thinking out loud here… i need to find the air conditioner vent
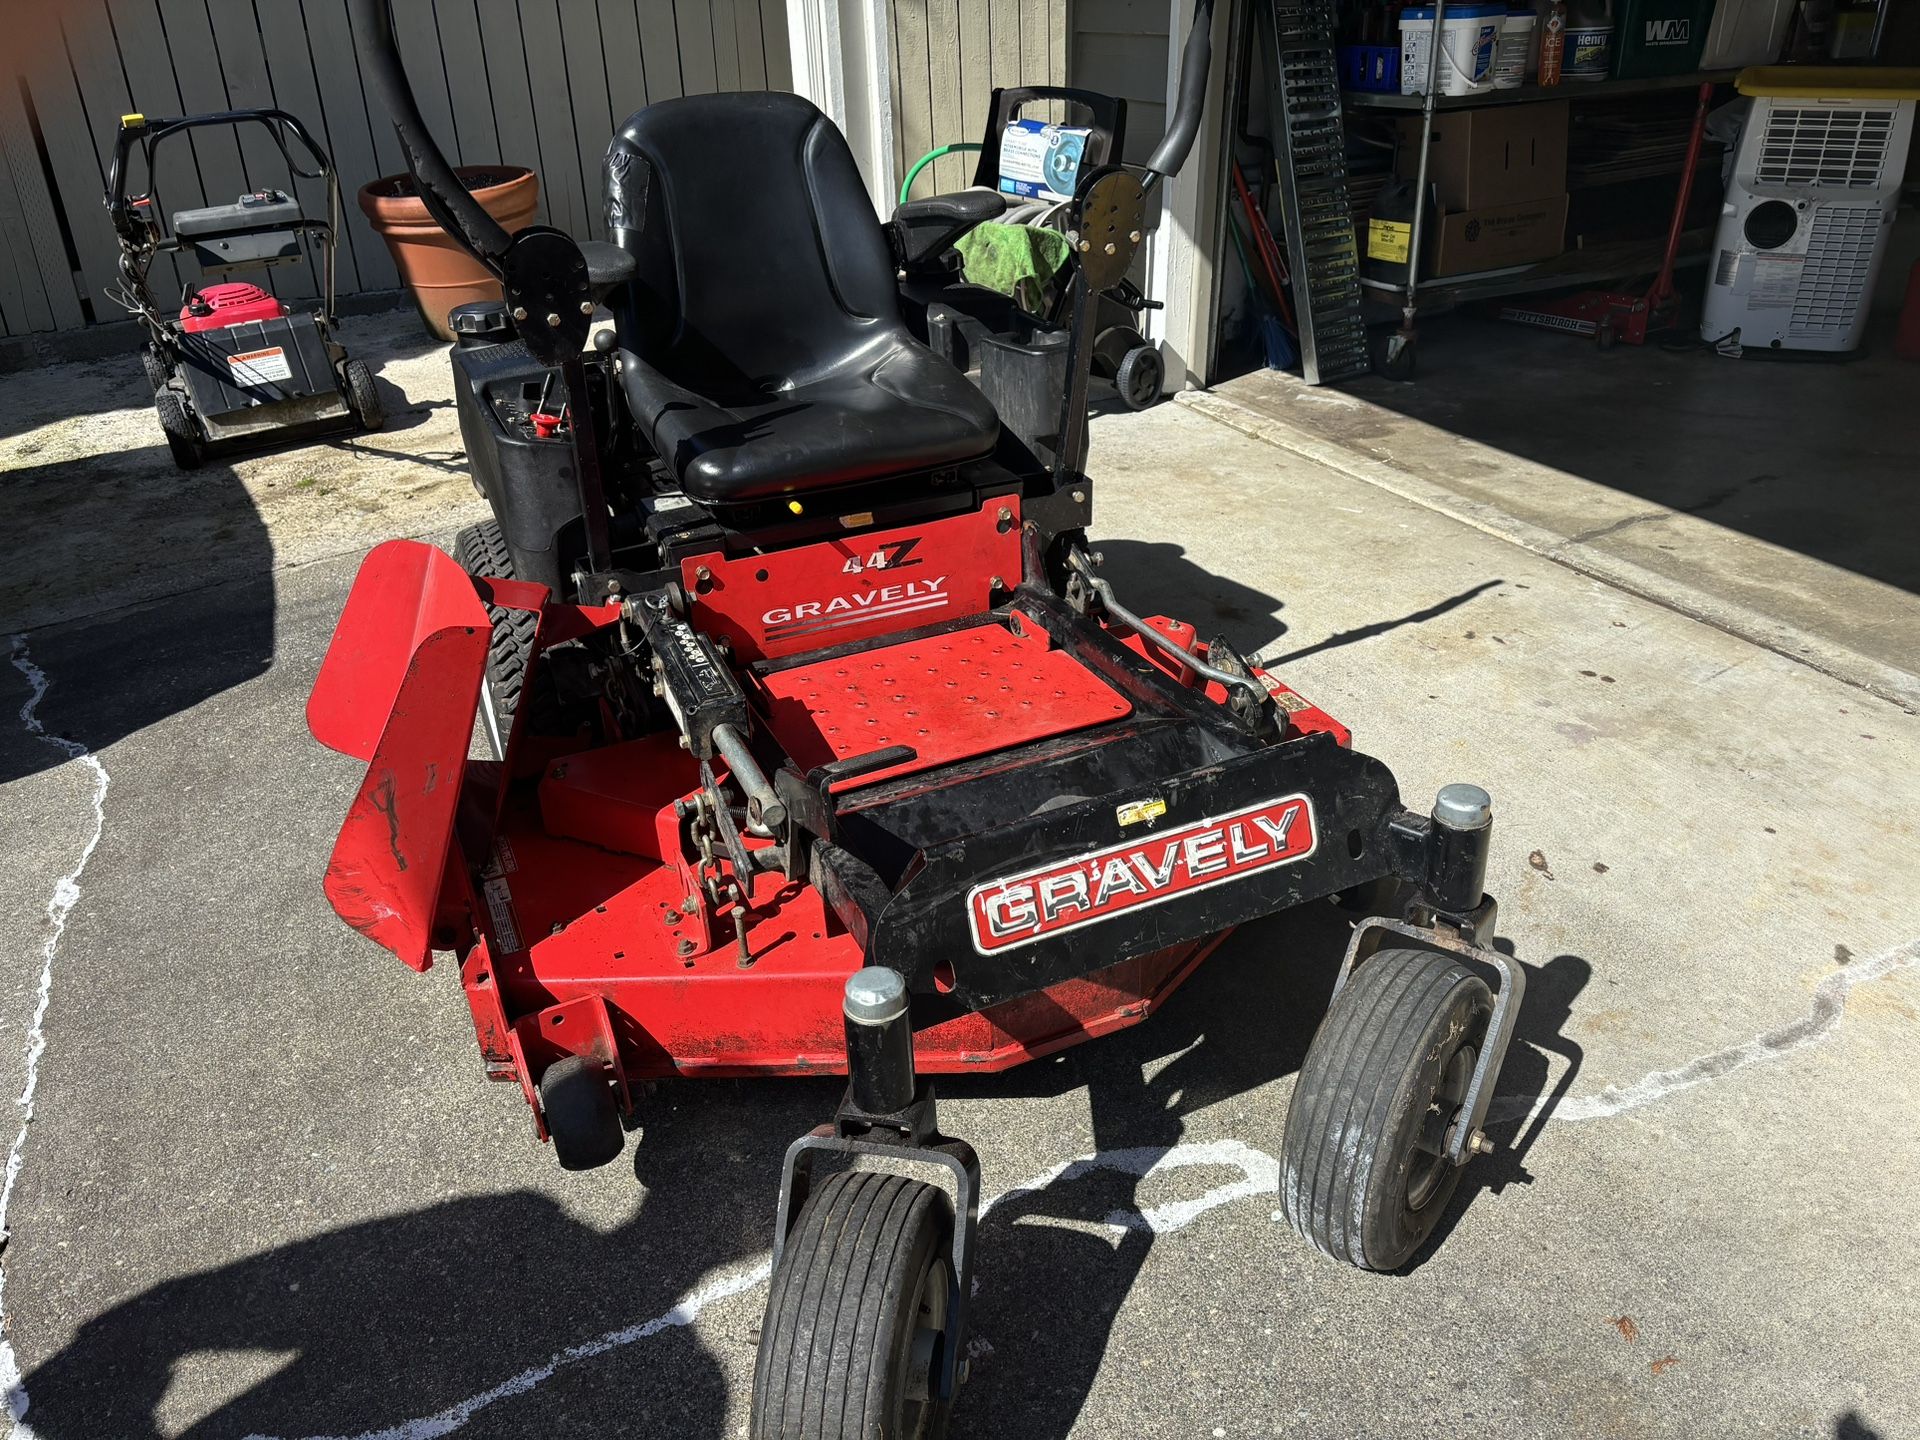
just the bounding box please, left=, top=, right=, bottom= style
left=1789, top=206, right=1881, bottom=336
left=1756, top=105, right=1897, bottom=188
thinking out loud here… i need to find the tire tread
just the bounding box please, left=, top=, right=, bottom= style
left=753, top=1170, right=949, bottom=1440
left=1281, top=947, right=1489, bottom=1270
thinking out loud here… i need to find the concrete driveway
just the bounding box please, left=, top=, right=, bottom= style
left=1, top=318, right=1915, bottom=1439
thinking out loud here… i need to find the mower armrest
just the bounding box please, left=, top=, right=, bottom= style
left=888, top=188, right=1007, bottom=274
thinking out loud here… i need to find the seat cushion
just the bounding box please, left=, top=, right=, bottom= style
left=620, top=338, right=999, bottom=505
left=603, top=92, right=1001, bottom=504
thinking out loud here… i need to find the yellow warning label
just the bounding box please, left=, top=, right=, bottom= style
left=1368, top=217, right=1412, bottom=264
left=1116, top=796, right=1167, bottom=827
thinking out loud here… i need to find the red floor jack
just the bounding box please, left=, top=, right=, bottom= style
left=1499, top=81, right=1715, bottom=348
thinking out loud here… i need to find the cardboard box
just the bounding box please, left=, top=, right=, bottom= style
left=1396, top=101, right=1569, bottom=209
left=1426, top=193, right=1568, bottom=276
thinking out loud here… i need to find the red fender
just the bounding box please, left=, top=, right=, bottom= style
left=307, top=540, right=492, bottom=971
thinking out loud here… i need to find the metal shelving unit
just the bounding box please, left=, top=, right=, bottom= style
left=1353, top=4, right=1735, bottom=375
left=1344, top=69, right=1737, bottom=110
left=1358, top=228, right=1716, bottom=310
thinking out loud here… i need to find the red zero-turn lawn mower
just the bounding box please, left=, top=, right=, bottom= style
left=314, top=2, right=1525, bottom=1431
left=106, top=108, right=383, bottom=470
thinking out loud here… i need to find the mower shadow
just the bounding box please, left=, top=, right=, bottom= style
left=1090, top=539, right=1290, bottom=657
left=1395, top=942, right=1589, bottom=1271
left=1, top=305, right=454, bottom=783
left=951, top=913, right=1583, bottom=1436
left=16, top=1083, right=826, bottom=1440
left=950, top=901, right=1347, bottom=1437
left=0, top=437, right=274, bottom=784
left=15, top=912, right=1584, bottom=1437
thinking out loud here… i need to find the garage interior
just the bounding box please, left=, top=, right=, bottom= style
left=1192, top=0, right=1920, bottom=690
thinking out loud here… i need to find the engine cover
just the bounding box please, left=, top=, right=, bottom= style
left=180, top=282, right=290, bottom=334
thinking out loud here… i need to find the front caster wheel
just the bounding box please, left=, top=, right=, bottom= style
left=1280, top=947, right=1491, bottom=1271
left=538, top=1055, right=623, bottom=1171
left=752, top=1170, right=956, bottom=1440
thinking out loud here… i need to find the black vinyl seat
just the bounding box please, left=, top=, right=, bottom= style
left=603, top=92, right=1000, bottom=506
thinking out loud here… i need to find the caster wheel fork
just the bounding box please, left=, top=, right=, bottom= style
left=751, top=967, right=981, bottom=1440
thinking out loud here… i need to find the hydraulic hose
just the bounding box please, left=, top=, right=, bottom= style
left=347, top=0, right=512, bottom=276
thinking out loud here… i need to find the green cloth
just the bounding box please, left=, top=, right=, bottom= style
left=954, top=222, right=1073, bottom=315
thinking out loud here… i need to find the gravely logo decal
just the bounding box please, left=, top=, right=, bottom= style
left=967, top=794, right=1317, bottom=954
left=761, top=575, right=949, bottom=639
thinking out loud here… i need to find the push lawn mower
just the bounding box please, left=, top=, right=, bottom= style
left=107, top=108, right=384, bottom=470
left=312, top=2, right=1527, bottom=1431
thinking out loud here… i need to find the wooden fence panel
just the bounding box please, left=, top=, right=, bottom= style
left=600, top=1, right=652, bottom=133
left=14, top=5, right=124, bottom=324
left=108, top=0, right=213, bottom=304
left=760, top=0, right=792, bottom=89
left=254, top=0, right=363, bottom=296
left=891, top=0, right=1071, bottom=200
left=676, top=1, right=721, bottom=96
left=559, top=0, right=616, bottom=240
left=433, top=0, right=502, bottom=166
left=301, top=0, right=402, bottom=290
left=0, top=0, right=801, bottom=335
left=636, top=2, right=687, bottom=105
left=893, top=2, right=934, bottom=202
left=0, top=137, right=43, bottom=336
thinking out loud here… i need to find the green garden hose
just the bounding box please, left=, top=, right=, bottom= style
left=898, top=143, right=984, bottom=203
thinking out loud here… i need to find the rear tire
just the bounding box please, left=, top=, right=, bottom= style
left=538, top=1056, right=624, bottom=1171
left=454, top=520, right=545, bottom=760
left=1280, top=947, right=1491, bottom=1271
left=141, top=343, right=170, bottom=392
left=752, top=1170, right=955, bottom=1440
left=344, top=357, right=385, bottom=431
left=154, top=389, right=202, bottom=470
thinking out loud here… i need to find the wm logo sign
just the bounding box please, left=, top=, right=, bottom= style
left=1645, top=17, right=1691, bottom=43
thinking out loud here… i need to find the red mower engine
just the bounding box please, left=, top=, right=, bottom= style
left=179, top=282, right=290, bottom=334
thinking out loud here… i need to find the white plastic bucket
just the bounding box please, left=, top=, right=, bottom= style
left=1493, top=10, right=1536, bottom=88
left=1399, top=5, right=1505, bottom=96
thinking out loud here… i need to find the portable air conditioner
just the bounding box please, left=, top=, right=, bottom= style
left=1702, top=71, right=1918, bottom=353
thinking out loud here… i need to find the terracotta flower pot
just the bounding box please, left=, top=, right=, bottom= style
left=358, top=165, right=539, bottom=340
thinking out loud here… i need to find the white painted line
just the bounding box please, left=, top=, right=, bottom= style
left=250, top=1138, right=1279, bottom=1440
left=256, top=1261, right=775, bottom=1440
left=239, top=932, right=1920, bottom=1439
left=2, top=636, right=112, bottom=1440
left=1489, top=936, right=1920, bottom=1128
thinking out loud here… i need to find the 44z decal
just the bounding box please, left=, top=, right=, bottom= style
left=967, top=794, right=1317, bottom=954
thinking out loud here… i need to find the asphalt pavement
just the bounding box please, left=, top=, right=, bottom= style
left=1, top=326, right=1915, bottom=1439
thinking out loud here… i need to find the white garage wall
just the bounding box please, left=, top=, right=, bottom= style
left=1069, top=0, right=1170, bottom=167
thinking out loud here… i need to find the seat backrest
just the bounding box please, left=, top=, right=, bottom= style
left=603, top=93, right=901, bottom=405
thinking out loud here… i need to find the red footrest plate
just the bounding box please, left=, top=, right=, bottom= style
left=757, top=622, right=1131, bottom=790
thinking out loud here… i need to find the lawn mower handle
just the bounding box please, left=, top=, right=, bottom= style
left=106, top=108, right=336, bottom=231
left=106, top=108, right=342, bottom=323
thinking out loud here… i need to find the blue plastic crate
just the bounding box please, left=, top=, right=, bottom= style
left=1338, top=44, right=1401, bottom=93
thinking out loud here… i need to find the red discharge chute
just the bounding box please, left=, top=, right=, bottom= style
left=307, top=540, right=492, bottom=970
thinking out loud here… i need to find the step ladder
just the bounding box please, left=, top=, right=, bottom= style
left=1256, top=0, right=1369, bottom=385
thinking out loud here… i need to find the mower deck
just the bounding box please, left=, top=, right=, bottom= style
left=471, top=782, right=1227, bottom=1078
left=453, top=600, right=1332, bottom=1079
